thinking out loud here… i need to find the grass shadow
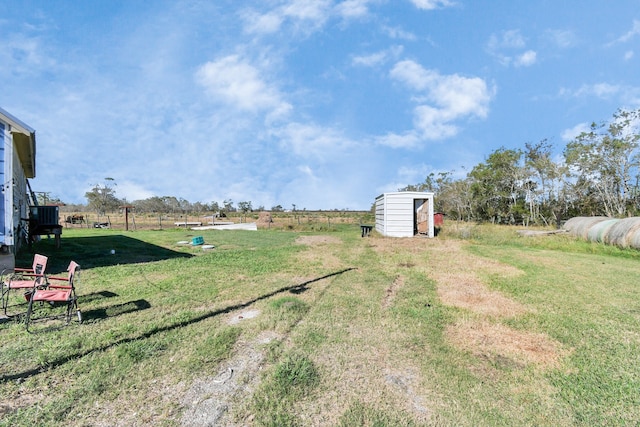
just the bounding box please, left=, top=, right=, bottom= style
left=0, top=268, right=355, bottom=383
left=25, top=299, right=151, bottom=333
left=82, top=299, right=152, bottom=321
left=80, top=290, right=119, bottom=305
left=16, top=235, right=193, bottom=273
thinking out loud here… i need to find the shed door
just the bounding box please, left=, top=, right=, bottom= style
left=415, top=199, right=429, bottom=234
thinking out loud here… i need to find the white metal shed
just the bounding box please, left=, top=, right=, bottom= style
left=375, top=191, right=435, bottom=238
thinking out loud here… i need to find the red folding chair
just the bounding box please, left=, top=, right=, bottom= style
left=1, top=254, right=48, bottom=316
left=25, top=261, right=81, bottom=331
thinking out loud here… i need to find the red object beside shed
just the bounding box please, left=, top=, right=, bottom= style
left=434, top=212, right=444, bottom=227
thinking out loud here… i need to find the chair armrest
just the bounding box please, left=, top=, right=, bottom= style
left=48, top=284, right=72, bottom=290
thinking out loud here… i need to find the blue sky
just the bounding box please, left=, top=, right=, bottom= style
left=1, top=0, right=639, bottom=210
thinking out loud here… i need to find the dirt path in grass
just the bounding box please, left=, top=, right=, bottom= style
left=179, top=235, right=344, bottom=425
left=179, top=235, right=567, bottom=425
left=180, top=330, right=281, bottom=426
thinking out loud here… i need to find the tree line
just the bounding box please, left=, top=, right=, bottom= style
left=60, top=179, right=296, bottom=218
left=401, top=109, right=640, bottom=225
left=80, top=183, right=261, bottom=218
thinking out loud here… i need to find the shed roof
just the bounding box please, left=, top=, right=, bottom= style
left=0, top=107, right=36, bottom=178
left=376, top=191, right=434, bottom=200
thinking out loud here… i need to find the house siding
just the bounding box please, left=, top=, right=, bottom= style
left=0, top=108, right=37, bottom=271
left=0, top=122, right=4, bottom=240
left=12, top=147, right=29, bottom=247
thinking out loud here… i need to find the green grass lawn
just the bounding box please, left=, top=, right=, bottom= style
left=0, top=224, right=639, bottom=426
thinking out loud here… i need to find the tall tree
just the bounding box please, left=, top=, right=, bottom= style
left=223, top=199, right=235, bottom=214
left=85, top=177, right=121, bottom=215
left=524, top=139, right=569, bottom=225
left=437, top=174, right=474, bottom=221
left=238, top=201, right=252, bottom=222
left=468, top=147, right=525, bottom=223
left=564, top=109, right=640, bottom=217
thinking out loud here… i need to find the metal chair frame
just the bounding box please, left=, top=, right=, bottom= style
left=24, top=261, right=81, bottom=331
left=1, top=254, right=48, bottom=316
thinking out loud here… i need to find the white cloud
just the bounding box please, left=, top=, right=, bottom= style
left=397, top=164, right=431, bottom=182
left=515, top=50, right=537, bottom=67
left=613, top=19, right=640, bottom=44
left=116, top=181, right=156, bottom=202
left=0, top=33, right=57, bottom=78
left=196, top=55, right=292, bottom=118
left=410, top=0, right=456, bottom=10
left=334, top=0, right=372, bottom=19
left=375, top=164, right=432, bottom=191
left=624, top=50, right=634, bottom=61
left=559, top=82, right=640, bottom=108
left=389, top=59, right=493, bottom=140
left=352, top=45, right=403, bottom=67
left=376, top=131, right=420, bottom=148
left=389, top=59, right=438, bottom=90
left=575, top=83, right=621, bottom=99
left=241, top=0, right=378, bottom=37
left=382, top=25, right=417, bottom=41
left=241, top=0, right=332, bottom=35
left=272, top=122, right=356, bottom=159
left=488, top=29, right=526, bottom=50
left=427, top=72, right=492, bottom=118
left=283, top=0, right=332, bottom=21
left=413, top=105, right=458, bottom=139
left=241, top=10, right=283, bottom=34
left=487, top=29, right=537, bottom=67
left=544, top=29, right=577, bottom=49
left=561, top=122, right=591, bottom=141
left=352, top=51, right=388, bottom=67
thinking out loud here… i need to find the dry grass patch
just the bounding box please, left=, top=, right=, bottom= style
left=435, top=275, right=528, bottom=317
left=295, top=235, right=344, bottom=270
left=0, top=389, right=45, bottom=419
left=88, top=377, right=183, bottom=427
left=305, top=342, right=433, bottom=426
left=447, top=319, right=566, bottom=370
left=370, top=237, right=567, bottom=376
left=423, top=240, right=527, bottom=317
left=372, top=238, right=527, bottom=317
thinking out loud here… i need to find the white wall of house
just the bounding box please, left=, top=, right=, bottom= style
left=375, top=191, right=435, bottom=238
left=0, top=122, right=6, bottom=244
left=0, top=108, right=36, bottom=271
left=12, top=147, right=29, bottom=246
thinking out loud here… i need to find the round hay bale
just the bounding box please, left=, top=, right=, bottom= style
left=627, top=225, right=640, bottom=249
left=563, top=216, right=609, bottom=239
left=586, top=219, right=619, bottom=243
left=605, top=217, right=640, bottom=248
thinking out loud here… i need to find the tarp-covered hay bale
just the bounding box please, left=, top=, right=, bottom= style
left=605, top=217, right=640, bottom=248
left=563, top=216, right=609, bottom=239
left=586, top=219, right=618, bottom=243
left=563, top=216, right=640, bottom=249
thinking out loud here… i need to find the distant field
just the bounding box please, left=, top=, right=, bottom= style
left=1, top=223, right=639, bottom=426
left=59, top=210, right=373, bottom=231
